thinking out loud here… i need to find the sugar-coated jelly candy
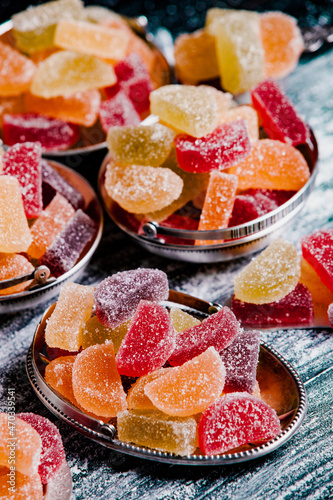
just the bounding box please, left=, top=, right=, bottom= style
left=150, top=85, right=218, bottom=138
left=81, top=316, right=130, bottom=352
left=0, top=176, right=32, bottom=253
left=95, top=268, right=169, bottom=328
left=229, top=139, right=310, bottom=191
left=0, top=467, right=43, bottom=500
left=0, top=254, right=34, bottom=296
left=45, top=282, right=94, bottom=351
left=44, top=355, right=78, bottom=406
left=72, top=343, right=127, bottom=418
left=3, top=113, right=80, bottom=151
left=170, top=307, right=201, bottom=333
left=145, top=347, right=225, bottom=417
left=41, top=161, right=85, bottom=210
left=0, top=95, right=24, bottom=127
left=251, top=80, right=310, bottom=146
left=301, top=229, right=333, bottom=293
left=17, top=413, right=65, bottom=485
left=99, top=92, right=141, bottom=133
left=218, top=105, right=259, bottom=144
left=127, top=368, right=172, bottom=410
left=117, top=410, right=198, bottom=456
left=40, top=209, right=96, bottom=277
left=300, top=258, right=333, bottom=322
left=234, top=238, right=301, bottom=304
left=231, top=282, right=314, bottom=327
left=328, top=303, right=333, bottom=328
left=228, top=189, right=278, bottom=227
left=116, top=300, right=176, bottom=377
left=169, top=306, right=241, bottom=367
left=198, top=393, right=281, bottom=455
left=2, top=142, right=42, bottom=219
left=0, top=41, right=36, bottom=97
left=141, top=213, right=198, bottom=245
left=31, top=51, right=116, bottom=98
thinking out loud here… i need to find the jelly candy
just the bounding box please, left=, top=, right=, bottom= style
left=0, top=468, right=43, bottom=500
left=99, top=91, right=141, bottom=133
left=127, top=368, right=172, bottom=410
left=170, top=307, right=201, bottom=333
left=301, top=229, right=333, bottom=293
left=198, top=393, right=281, bottom=455
left=27, top=193, right=75, bottom=260
left=2, top=142, right=43, bottom=219
left=41, top=160, right=85, bottom=210
left=117, top=410, right=198, bottom=456
left=234, top=238, right=301, bottom=304
left=95, top=268, right=169, bottom=328
left=218, top=105, right=259, bottom=144
left=44, top=355, right=78, bottom=406
left=84, top=6, right=126, bottom=25
left=300, top=258, right=333, bottom=322
left=116, top=300, right=176, bottom=377
left=175, top=120, right=251, bottom=173
left=231, top=282, right=314, bottom=327
left=17, top=413, right=66, bottom=484
left=0, top=41, right=36, bottom=96
left=139, top=213, right=198, bottom=245
left=0, top=95, right=24, bottom=127
left=40, top=209, right=96, bottom=277
left=0, top=254, right=34, bottom=296
left=107, top=123, right=176, bottom=167
left=3, top=113, right=80, bottom=151
left=229, top=139, right=310, bottom=191
left=168, top=306, right=241, bottom=367
left=145, top=347, right=226, bottom=417
left=251, top=80, right=310, bottom=146
left=72, top=343, right=127, bottom=418
left=30, top=51, right=116, bottom=98
left=150, top=85, right=219, bottom=138
left=45, top=282, right=94, bottom=351
left=228, top=189, right=278, bottom=226
left=81, top=316, right=130, bottom=352
left=328, top=303, right=333, bottom=328
left=0, top=176, right=32, bottom=253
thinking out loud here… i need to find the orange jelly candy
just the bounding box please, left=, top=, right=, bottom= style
left=300, top=258, right=333, bottom=323
left=0, top=41, right=36, bottom=97
left=127, top=368, right=172, bottom=410
left=0, top=468, right=43, bottom=500
left=44, top=355, right=78, bottom=406
left=0, top=95, right=24, bottom=127
left=0, top=254, right=34, bottom=295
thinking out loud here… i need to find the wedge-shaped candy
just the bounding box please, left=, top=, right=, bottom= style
left=218, top=105, right=259, bottom=144
left=169, top=306, right=241, bottom=367
left=150, top=85, right=218, bottom=138
left=41, top=160, right=84, bottom=210
left=251, top=80, right=310, bottom=146
left=31, top=51, right=116, bottom=98
left=0, top=95, right=24, bottom=127
left=116, top=300, right=176, bottom=377
left=170, top=307, right=201, bottom=334
left=127, top=368, right=172, bottom=410
left=145, top=347, right=225, bottom=416
left=81, top=316, right=130, bottom=352
left=300, top=258, right=333, bottom=322
left=198, top=393, right=281, bottom=455
left=0, top=176, right=31, bottom=253
left=229, top=139, right=310, bottom=191
left=0, top=254, right=34, bottom=296
left=301, top=229, right=333, bottom=294
left=72, top=343, right=127, bottom=418
left=0, top=468, right=43, bottom=499
left=329, top=304, right=333, bottom=328
left=45, top=282, right=95, bottom=351
left=117, top=410, right=198, bottom=456
left=234, top=238, right=301, bottom=304
left=95, top=268, right=169, bottom=328
left=99, top=91, right=141, bottom=132
left=228, top=189, right=278, bottom=227
left=0, top=41, right=36, bottom=96
left=44, top=355, right=78, bottom=406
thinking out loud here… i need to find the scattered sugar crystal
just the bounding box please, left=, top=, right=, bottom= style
left=41, top=160, right=85, bottom=210
left=301, top=229, right=333, bottom=294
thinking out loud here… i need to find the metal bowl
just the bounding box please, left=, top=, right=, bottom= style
left=26, top=289, right=307, bottom=466
left=0, top=160, right=103, bottom=314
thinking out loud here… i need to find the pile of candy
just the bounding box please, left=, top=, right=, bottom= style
left=0, top=0, right=162, bottom=151
left=43, top=268, right=281, bottom=456
left=104, top=79, right=312, bottom=244
left=0, top=412, right=66, bottom=498
left=174, top=8, right=304, bottom=94
left=0, top=141, right=97, bottom=295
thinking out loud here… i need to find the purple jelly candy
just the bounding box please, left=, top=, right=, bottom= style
left=99, top=91, right=141, bottom=133
left=94, top=268, right=169, bottom=328
left=42, top=160, right=85, bottom=210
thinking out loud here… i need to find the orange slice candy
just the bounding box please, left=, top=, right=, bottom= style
left=0, top=41, right=36, bottom=97
left=0, top=467, right=43, bottom=500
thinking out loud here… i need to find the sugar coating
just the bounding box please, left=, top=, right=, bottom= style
left=198, top=393, right=281, bottom=455
left=234, top=238, right=301, bottom=304
left=145, top=346, right=226, bottom=417
left=300, top=257, right=333, bottom=322
left=72, top=343, right=127, bottom=418
left=17, top=413, right=66, bottom=485
left=0, top=468, right=43, bottom=500
left=218, top=105, right=259, bottom=144
left=94, top=268, right=169, bottom=328
left=44, top=355, right=78, bottom=406
left=116, top=300, right=176, bottom=377
left=328, top=303, right=333, bottom=328
left=117, top=410, right=198, bottom=456
left=0, top=95, right=24, bottom=127
left=99, top=91, right=141, bottom=133
left=150, top=84, right=219, bottom=138
left=104, top=162, right=183, bottom=214
left=0, top=40, right=36, bottom=96
left=127, top=368, right=172, bottom=410
left=45, top=282, right=94, bottom=351
left=228, top=189, right=279, bottom=227
left=0, top=253, right=34, bottom=296
left=169, top=306, right=241, bottom=367
left=301, top=229, right=333, bottom=293
left=170, top=307, right=201, bottom=334
left=81, top=316, right=130, bottom=352
left=41, top=160, right=85, bottom=210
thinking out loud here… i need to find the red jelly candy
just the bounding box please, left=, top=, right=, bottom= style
left=228, top=190, right=278, bottom=226
left=198, top=393, right=281, bottom=455
left=42, top=160, right=84, bottom=210
left=301, top=229, right=333, bottom=293
left=3, top=113, right=80, bottom=151
left=116, top=300, right=176, bottom=377
left=251, top=79, right=310, bottom=146
left=175, top=120, right=251, bottom=174
left=139, top=214, right=198, bottom=245
left=17, top=413, right=66, bottom=484
left=244, top=188, right=296, bottom=207
left=2, top=141, right=42, bottom=218
left=99, top=91, right=141, bottom=133
left=168, top=306, right=241, bottom=367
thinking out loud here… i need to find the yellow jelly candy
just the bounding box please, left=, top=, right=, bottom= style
left=0, top=254, right=34, bottom=296
left=127, top=368, right=172, bottom=410
left=170, top=307, right=201, bottom=333
left=234, top=238, right=301, bottom=304
left=0, top=41, right=36, bottom=97
left=81, top=316, right=130, bottom=352
left=218, top=105, right=259, bottom=144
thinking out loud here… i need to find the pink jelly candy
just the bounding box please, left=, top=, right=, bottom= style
left=228, top=189, right=279, bottom=226
left=42, top=160, right=84, bottom=210
left=17, top=413, right=66, bottom=485
left=301, top=229, right=333, bottom=294
left=95, top=268, right=169, bottom=328
left=231, top=282, right=314, bottom=327
left=2, top=141, right=42, bottom=218
left=3, top=113, right=80, bottom=151
left=168, top=306, right=242, bottom=367
left=219, top=329, right=260, bottom=394
left=198, top=393, right=281, bottom=455
left=99, top=90, right=141, bottom=132
left=116, top=300, right=176, bottom=377
left=251, top=79, right=310, bottom=146
left=174, top=120, right=251, bottom=173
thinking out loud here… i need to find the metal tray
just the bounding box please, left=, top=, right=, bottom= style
left=26, top=290, right=307, bottom=465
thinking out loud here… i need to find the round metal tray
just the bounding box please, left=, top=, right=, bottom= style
left=26, top=290, right=307, bottom=466
left=0, top=160, right=103, bottom=314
